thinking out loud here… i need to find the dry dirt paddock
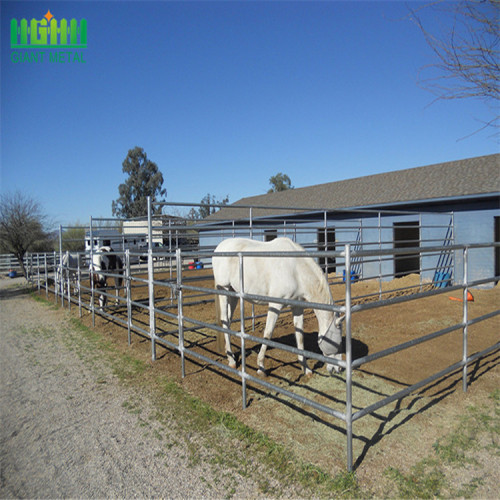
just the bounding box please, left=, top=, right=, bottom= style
left=64, top=269, right=499, bottom=492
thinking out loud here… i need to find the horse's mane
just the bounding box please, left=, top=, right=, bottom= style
left=303, top=256, right=333, bottom=305
left=267, top=238, right=333, bottom=305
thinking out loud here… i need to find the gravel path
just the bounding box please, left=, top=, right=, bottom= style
left=0, top=279, right=281, bottom=498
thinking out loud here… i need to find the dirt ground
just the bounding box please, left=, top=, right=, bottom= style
left=53, top=269, right=499, bottom=494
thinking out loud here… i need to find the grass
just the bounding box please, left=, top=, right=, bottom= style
left=385, top=388, right=499, bottom=498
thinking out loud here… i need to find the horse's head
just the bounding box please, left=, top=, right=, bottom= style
left=317, top=313, right=345, bottom=374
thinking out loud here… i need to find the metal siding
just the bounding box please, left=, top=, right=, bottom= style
left=454, top=209, right=499, bottom=287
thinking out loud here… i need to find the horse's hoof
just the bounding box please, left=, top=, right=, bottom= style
left=228, top=359, right=237, bottom=369
left=327, top=364, right=342, bottom=375
left=257, top=368, right=267, bottom=377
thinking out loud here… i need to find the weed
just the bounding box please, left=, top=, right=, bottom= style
left=386, top=389, right=499, bottom=498
left=455, top=476, right=484, bottom=498
left=385, top=461, right=445, bottom=498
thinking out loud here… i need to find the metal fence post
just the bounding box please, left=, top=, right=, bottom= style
left=176, top=248, right=185, bottom=378
left=59, top=226, right=64, bottom=307
left=36, top=254, right=40, bottom=292
left=344, top=243, right=354, bottom=472
left=462, top=246, right=469, bottom=392
left=77, top=253, right=82, bottom=317
left=239, top=252, right=247, bottom=410
left=147, top=196, right=157, bottom=361
left=53, top=251, right=58, bottom=304
left=66, top=250, right=71, bottom=310
left=90, top=217, right=95, bottom=328
left=249, top=207, right=253, bottom=239
left=126, top=249, right=132, bottom=345
left=378, top=212, right=382, bottom=299
left=44, top=253, right=48, bottom=298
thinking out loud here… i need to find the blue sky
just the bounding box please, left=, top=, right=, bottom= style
left=1, top=1, right=498, bottom=227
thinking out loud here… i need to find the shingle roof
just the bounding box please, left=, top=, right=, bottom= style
left=210, top=154, right=500, bottom=220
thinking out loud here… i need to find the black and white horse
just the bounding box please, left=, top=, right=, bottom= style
left=91, top=246, right=124, bottom=308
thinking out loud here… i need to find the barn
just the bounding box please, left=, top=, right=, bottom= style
left=202, top=153, right=500, bottom=287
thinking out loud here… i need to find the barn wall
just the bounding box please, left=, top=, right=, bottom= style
left=198, top=198, right=499, bottom=287
left=453, top=208, right=499, bottom=287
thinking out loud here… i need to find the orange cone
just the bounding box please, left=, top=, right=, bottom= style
left=449, top=291, right=474, bottom=302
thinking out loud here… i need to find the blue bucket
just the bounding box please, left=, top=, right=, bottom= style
left=8, top=270, right=17, bottom=278
left=342, top=270, right=358, bottom=283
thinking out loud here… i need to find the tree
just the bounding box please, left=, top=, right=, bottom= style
left=411, top=0, right=499, bottom=131
left=0, top=191, right=50, bottom=278
left=62, top=224, right=86, bottom=252
left=112, top=147, right=166, bottom=218
left=187, top=194, right=229, bottom=220
left=268, top=173, right=293, bottom=193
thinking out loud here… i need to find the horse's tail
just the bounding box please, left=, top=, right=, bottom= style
left=214, top=288, right=225, bottom=353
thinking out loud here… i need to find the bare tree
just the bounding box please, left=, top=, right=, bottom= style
left=0, top=191, right=49, bottom=278
left=411, top=0, right=499, bottom=131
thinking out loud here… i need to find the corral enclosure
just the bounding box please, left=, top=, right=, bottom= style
left=27, top=199, right=499, bottom=472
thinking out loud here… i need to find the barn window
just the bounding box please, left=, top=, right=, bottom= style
left=393, top=221, right=420, bottom=277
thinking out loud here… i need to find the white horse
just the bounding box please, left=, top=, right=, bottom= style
left=91, top=246, right=124, bottom=308
left=212, top=237, right=344, bottom=375
left=57, top=253, right=82, bottom=295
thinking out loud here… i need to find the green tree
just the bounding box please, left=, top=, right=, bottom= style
left=187, top=193, right=229, bottom=220
left=112, top=147, right=166, bottom=218
left=0, top=191, right=50, bottom=278
left=268, top=172, right=293, bottom=193
left=62, top=224, right=86, bottom=252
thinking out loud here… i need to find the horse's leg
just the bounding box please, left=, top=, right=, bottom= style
left=226, top=295, right=239, bottom=368
left=256, top=303, right=283, bottom=375
left=219, top=293, right=238, bottom=368
left=292, top=308, right=311, bottom=375
left=99, top=292, right=106, bottom=309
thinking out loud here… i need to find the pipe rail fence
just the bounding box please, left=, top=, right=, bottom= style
left=28, top=233, right=500, bottom=472
left=13, top=198, right=497, bottom=471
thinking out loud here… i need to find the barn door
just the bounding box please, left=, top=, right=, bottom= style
left=318, top=228, right=336, bottom=274
left=393, top=221, right=420, bottom=278
left=264, top=229, right=277, bottom=242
